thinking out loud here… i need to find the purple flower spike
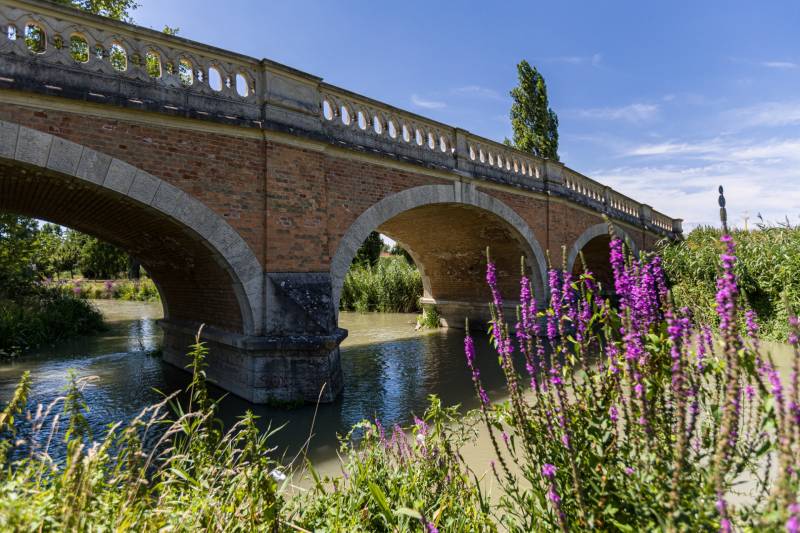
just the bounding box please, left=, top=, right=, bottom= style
left=541, top=463, right=557, bottom=478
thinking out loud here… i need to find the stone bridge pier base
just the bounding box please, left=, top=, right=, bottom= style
left=161, top=320, right=346, bottom=404
left=159, top=271, right=348, bottom=404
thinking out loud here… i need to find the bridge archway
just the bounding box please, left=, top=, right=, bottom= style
left=331, top=184, right=548, bottom=327
left=0, top=121, right=263, bottom=337
left=566, top=222, right=638, bottom=293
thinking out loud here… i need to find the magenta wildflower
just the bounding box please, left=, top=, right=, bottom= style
left=464, top=333, right=489, bottom=407
left=541, top=463, right=557, bottom=478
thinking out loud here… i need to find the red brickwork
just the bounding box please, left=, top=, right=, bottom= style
left=0, top=102, right=664, bottom=333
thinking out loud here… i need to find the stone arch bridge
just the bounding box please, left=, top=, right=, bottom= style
left=0, top=0, right=682, bottom=402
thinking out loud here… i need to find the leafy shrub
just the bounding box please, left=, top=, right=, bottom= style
left=341, top=256, right=422, bottom=313
left=0, top=287, right=104, bottom=356
left=661, top=224, right=800, bottom=341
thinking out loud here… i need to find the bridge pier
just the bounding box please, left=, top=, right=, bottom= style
left=161, top=320, right=346, bottom=404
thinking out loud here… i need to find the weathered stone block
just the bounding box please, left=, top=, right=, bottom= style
left=0, top=121, right=19, bottom=158
left=127, top=169, right=160, bottom=204
left=46, top=136, right=83, bottom=175
left=76, top=149, right=112, bottom=185
left=104, top=158, right=137, bottom=194
left=15, top=126, right=52, bottom=166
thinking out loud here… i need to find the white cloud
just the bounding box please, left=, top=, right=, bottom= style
left=574, top=103, right=659, bottom=123
left=540, top=53, right=602, bottom=67
left=591, top=135, right=800, bottom=228
left=762, top=61, right=798, bottom=69
left=451, top=85, right=503, bottom=100
left=410, top=94, right=446, bottom=109
left=728, top=101, right=800, bottom=128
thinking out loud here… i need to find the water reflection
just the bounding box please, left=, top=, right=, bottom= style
left=0, top=303, right=510, bottom=465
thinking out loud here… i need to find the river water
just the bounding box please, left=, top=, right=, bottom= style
left=0, top=300, right=511, bottom=468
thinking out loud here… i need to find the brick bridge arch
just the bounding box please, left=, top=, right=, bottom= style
left=0, top=120, right=263, bottom=338
left=330, top=184, right=549, bottom=326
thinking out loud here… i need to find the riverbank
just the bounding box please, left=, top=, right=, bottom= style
left=47, top=277, right=160, bottom=302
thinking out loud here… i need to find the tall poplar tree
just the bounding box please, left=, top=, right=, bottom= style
left=508, top=60, right=560, bottom=161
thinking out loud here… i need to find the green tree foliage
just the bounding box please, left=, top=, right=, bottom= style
left=70, top=233, right=128, bottom=279
left=352, top=231, right=383, bottom=267
left=389, top=243, right=415, bottom=266
left=508, top=60, right=560, bottom=160
left=0, top=215, right=39, bottom=295
left=52, top=0, right=138, bottom=22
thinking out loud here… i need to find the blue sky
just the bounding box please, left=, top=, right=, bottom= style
left=134, top=1, right=800, bottom=230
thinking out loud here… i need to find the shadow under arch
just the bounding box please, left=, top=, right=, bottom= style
left=566, top=222, right=639, bottom=294
left=0, top=120, right=263, bottom=336
left=330, top=183, right=549, bottom=324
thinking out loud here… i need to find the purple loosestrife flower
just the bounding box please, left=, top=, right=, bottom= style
left=542, top=463, right=557, bottom=478
left=464, top=333, right=489, bottom=407
left=786, top=503, right=799, bottom=533
left=715, top=235, right=739, bottom=335
left=426, top=523, right=439, bottom=533
left=486, top=260, right=502, bottom=311
left=716, top=496, right=731, bottom=533
left=609, top=405, right=619, bottom=422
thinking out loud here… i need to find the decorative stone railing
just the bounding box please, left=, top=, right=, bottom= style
left=0, top=0, right=682, bottom=237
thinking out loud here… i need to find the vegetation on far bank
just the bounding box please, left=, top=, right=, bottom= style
left=51, top=277, right=161, bottom=302
left=661, top=223, right=800, bottom=341
left=0, top=213, right=157, bottom=356
left=341, top=255, right=422, bottom=313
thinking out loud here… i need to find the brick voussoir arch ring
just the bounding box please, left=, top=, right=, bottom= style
left=330, top=183, right=549, bottom=312
left=566, top=222, right=639, bottom=275
left=0, top=120, right=263, bottom=336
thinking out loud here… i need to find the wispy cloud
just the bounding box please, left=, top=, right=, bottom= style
left=761, top=61, right=798, bottom=69
left=450, top=85, right=503, bottom=100
left=727, top=101, right=800, bottom=128
left=410, top=94, right=446, bottom=109
left=573, top=103, right=659, bottom=123
left=540, top=53, right=602, bottom=67
left=595, top=135, right=800, bottom=228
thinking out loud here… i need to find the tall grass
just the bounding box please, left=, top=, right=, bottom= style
left=340, top=256, right=422, bottom=313
left=661, top=224, right=800, bottom=341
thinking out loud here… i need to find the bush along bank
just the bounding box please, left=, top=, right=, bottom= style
left=1, top=228, right=798, bottom=530
left=340, top=255, right=422, bottom=313
left=661, top=224, right=800, bottom=342
left=0, top=287, right=104, bottom=357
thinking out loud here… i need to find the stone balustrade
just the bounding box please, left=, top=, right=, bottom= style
left=0, top=0, right=682, bottom=237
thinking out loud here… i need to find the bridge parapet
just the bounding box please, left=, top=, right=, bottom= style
left=0, top=0, right=682, bottom=239
left=0, top=0, right=262, bottom=123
